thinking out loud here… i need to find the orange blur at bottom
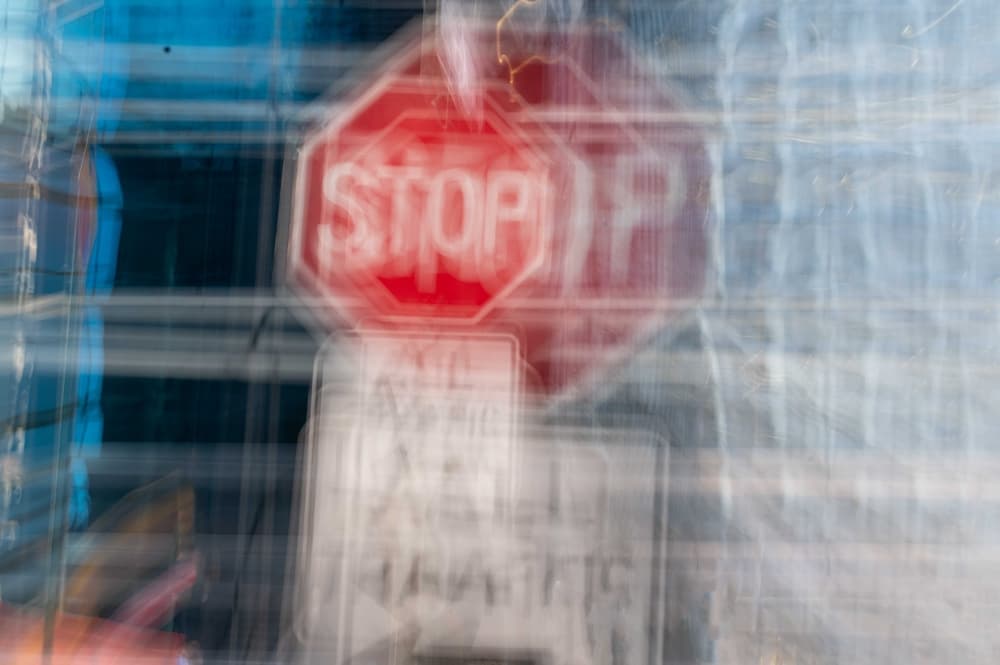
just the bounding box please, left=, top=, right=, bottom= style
left=0, top=604, right=187, bottom=664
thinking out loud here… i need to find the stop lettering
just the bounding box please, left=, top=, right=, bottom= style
left=316, top=163, right=547, bottom=297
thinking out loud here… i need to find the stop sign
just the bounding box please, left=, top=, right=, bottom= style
left=290, top=59, right=553, bottom=323
left=288, top=23, right=710, bottom=398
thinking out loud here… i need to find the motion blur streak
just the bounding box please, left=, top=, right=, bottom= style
left=2, top=1, right=1000, bottom=664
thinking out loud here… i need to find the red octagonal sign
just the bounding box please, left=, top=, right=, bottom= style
left=291, top=68, right=553, bottom=323
left=289, top=23, right=711, bottom=398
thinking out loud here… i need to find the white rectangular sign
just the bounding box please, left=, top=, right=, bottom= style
left=294, top=332, right=667, bottom=665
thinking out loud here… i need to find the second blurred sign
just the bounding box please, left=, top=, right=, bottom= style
left=294, top=336, right=668, bottom=665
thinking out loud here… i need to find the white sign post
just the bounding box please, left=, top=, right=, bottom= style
left=294, top=333, right=667, bottom=665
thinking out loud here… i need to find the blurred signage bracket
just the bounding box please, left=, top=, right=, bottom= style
left=294, top=333, right=669, bottom=665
